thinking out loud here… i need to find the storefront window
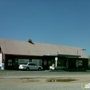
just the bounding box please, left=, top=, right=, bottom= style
left=78, top=60, right=83, bottom=66
left=8, top=59, right=13, bottom=66
left=58, top=59, right=64, bottom=66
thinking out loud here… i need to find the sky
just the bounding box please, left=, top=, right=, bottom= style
left=0, top=0, right=90, bottom=55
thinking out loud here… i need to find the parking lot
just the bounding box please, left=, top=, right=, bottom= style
left=0, top=70, right=90, bottom=78
left=0, top=70, right=90, bottom=90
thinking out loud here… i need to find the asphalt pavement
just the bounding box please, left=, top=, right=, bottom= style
left=0, top=70, right=90, bottom=90
left=0, top=70, right=90, bottom=78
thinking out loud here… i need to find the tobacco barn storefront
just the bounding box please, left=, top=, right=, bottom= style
left=0, top=39, right=89, bottom=70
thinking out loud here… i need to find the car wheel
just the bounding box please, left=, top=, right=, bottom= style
left=26, top=67, right=29, bottom=71
left=38, top=67, right=41, bottom=70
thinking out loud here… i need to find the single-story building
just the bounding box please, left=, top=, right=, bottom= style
left=0, top=39, right=89, bottom=70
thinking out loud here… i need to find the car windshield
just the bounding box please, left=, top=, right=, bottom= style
left=28, top=63, right=36, bottom=65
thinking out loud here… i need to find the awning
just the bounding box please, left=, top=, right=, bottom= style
left=43, top=54, right=81, bottom=58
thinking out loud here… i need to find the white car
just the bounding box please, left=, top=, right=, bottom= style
left=19, top=63, right=43, bottom=71
left=49, top=65, right=66, bottom=70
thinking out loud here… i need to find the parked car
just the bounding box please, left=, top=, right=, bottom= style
left=49, top=65, right=66, bottom=70
left=19, top=63, right=43, bottom=71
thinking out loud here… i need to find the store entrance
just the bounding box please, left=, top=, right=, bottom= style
left=42, top=59, right=54, bottom=70
left=6, top=59, right=15, bottom=69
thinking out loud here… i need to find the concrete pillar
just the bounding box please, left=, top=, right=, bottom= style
left=76, top=57, right=78, bottom=69
left=66, top=57, right=69, bottom=69
left=55, top=57, right=58, bottom=67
